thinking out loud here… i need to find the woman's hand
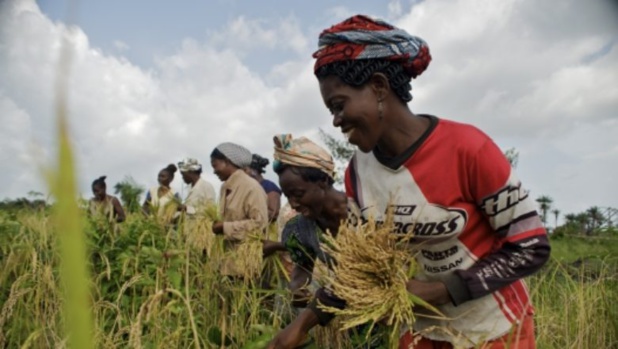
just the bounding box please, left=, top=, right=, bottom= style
left=291, top=288, right=312, bottom=308
left=212, top=221, right=224, bottom=235
left=406, top=279, right=450, bottom=305
left=262, top=240, right=286, bottom=257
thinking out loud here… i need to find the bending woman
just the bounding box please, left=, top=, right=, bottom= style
left=268, top=15, right=550, bottom=349
left=272, top=134, right=350, bottom=307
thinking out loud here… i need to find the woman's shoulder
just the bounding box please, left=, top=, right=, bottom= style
left=281, top=214, right=318, bottom=242
left=433, top=117, right=494, bottom=150
left=260, top=179, right=281, bottom=194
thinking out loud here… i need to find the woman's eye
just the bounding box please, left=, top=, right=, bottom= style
left=330, top=104, right=343, bottom=115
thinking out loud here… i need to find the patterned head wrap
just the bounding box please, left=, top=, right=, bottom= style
left=313, top=15, right=431, bottom=78
left=215, top=142, right=253, bottom=168
left=272, top=134, right=336, bottom=179
left=178, top=158, right=202, bottom=173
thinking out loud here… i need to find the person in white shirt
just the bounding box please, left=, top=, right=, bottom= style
left=177, top=158, right=216, bottom=217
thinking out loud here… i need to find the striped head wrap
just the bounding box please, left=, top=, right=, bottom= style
left=273, top=134, right=336, bottom=179
left=178, top=158, right=202, bottom=172
left=313, top=15, right=431, bottom=78
left=215, top=142, right=253, bottom=169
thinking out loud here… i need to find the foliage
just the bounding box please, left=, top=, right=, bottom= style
left=503, top=147, right=519, bottom=169
left=318, top=128, right=355, bottom=185
left=536, top=195, right=553, bottom=227
left=113, top=177, right=145, bottom=213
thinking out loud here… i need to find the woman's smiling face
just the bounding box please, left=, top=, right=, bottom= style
left=278, top=167, right=326, bottom=220
left=319, top=75, right=384, bottom=153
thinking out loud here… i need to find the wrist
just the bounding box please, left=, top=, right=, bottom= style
left=406, top=279, right=450, bottom=305
left=297, top=308, right=320, bottom=333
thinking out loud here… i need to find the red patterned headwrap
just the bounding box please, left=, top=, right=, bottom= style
left=313, top=15, right=431, bottom=78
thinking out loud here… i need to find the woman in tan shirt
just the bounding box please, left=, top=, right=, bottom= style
left=210, top=142, right=270, bottom=277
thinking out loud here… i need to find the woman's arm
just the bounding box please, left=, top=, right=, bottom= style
left=262, top=240, right=287, bottom=257
left=442, top=137, right=550, bottom=305
left=267, top=309, right=320, bottom=349
left=142, top=191, right=151, bottom=215
left=111, top=197, right=126, bottom=223
left=289, top=266, right=313, bottom=308
left=266, top=191, right=281, bottom=222
left=220, top=188, right=268, bottom=241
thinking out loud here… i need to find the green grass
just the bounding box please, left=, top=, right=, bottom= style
left=548, top=234, right=618, bottom=263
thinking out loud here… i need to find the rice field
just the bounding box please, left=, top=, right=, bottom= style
left=0, top=207, right=616, bottom=349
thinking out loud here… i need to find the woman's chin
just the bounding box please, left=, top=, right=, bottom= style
left=348, top=134, right=372, bottom=153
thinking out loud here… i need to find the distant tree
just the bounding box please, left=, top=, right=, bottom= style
left=586, top=206, right=605, bottom=232
left=318, top=128, right=355, bottom=185
left=564, top=213, right=577, bottom=225
left=536, top=195, right=553, bottom=227
left=551, top=208, right=560, bottom=229
left=503, top=147, right=519, bottom=169
left=575, top=212, right=592, bottom=235
left=27, top=190, right=44, bottom=199
left=113, top=177, right=144, bottom=213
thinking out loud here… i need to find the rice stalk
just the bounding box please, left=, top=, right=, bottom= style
left=233, top=233, right=264, bottom=282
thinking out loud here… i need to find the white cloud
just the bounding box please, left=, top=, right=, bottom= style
left=113, top=40, right=130, bottom=51
left=0, top=0, right=616, bottom=218
left=391, top=0, right=618, bottom=214
left=207, top=15, right=308, bottom=55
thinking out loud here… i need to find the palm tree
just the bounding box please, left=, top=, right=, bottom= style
left=114, top=176, right=145, bottom=213
left=586, top=206, right=605, bottom=233
left=536, top=195, right=553, bottom=227
left=564, top=213, right=577, bottom=225
left=551, top=209, right=560, bottom=229
left=575, top=212, right=592, bottom=235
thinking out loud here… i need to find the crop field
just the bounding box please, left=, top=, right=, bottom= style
left=0, top=207, right=616, bottom=349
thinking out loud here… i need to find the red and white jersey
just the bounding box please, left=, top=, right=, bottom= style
left=344, top=116, right=549, bottom=346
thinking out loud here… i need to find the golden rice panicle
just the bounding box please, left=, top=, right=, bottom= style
left=203, top=203, right=221, bottom=222
left=184, top=217, right=216, bottom=255
left=318, top=214, right=422, bottom=346
left=233, top=232, right=264, bottom=282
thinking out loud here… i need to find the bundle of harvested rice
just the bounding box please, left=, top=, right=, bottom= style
left=183, top=203, right=222, bottom=256
left=203, top=203, right=221, bottom=222
left=232, top=233, right=264, bottom=282
left=318, top=216, right=439, bottom=347
left=183, top=217, right=215, bottom=255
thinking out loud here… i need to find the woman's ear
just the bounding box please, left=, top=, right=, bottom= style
left=369, top=72, right=390, bottom=101
left=317, top=178, right=329, bottom=190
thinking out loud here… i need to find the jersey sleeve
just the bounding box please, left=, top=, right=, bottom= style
left=446, top=138, right=550, bottom=305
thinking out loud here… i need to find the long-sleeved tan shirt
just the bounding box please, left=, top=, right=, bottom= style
left=219, top=169, right=269, bottom=275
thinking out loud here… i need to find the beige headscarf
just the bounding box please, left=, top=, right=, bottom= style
left=272, top=134, right=336, bottom=179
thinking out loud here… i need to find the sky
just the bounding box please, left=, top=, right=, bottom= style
left=0, top=0, right=617, bottom=222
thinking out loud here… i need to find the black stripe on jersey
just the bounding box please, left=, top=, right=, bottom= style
left=495, top=211, right=538, bottom=236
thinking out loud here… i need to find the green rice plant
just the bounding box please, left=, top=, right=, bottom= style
left=530, top=258, right=618, bottom=349
left=48, top=18, right=94, bottom=347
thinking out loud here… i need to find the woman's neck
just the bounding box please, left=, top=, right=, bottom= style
left=317, top=189, right=347, bottom=233
left=376, top=108, right=429, bottom=157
